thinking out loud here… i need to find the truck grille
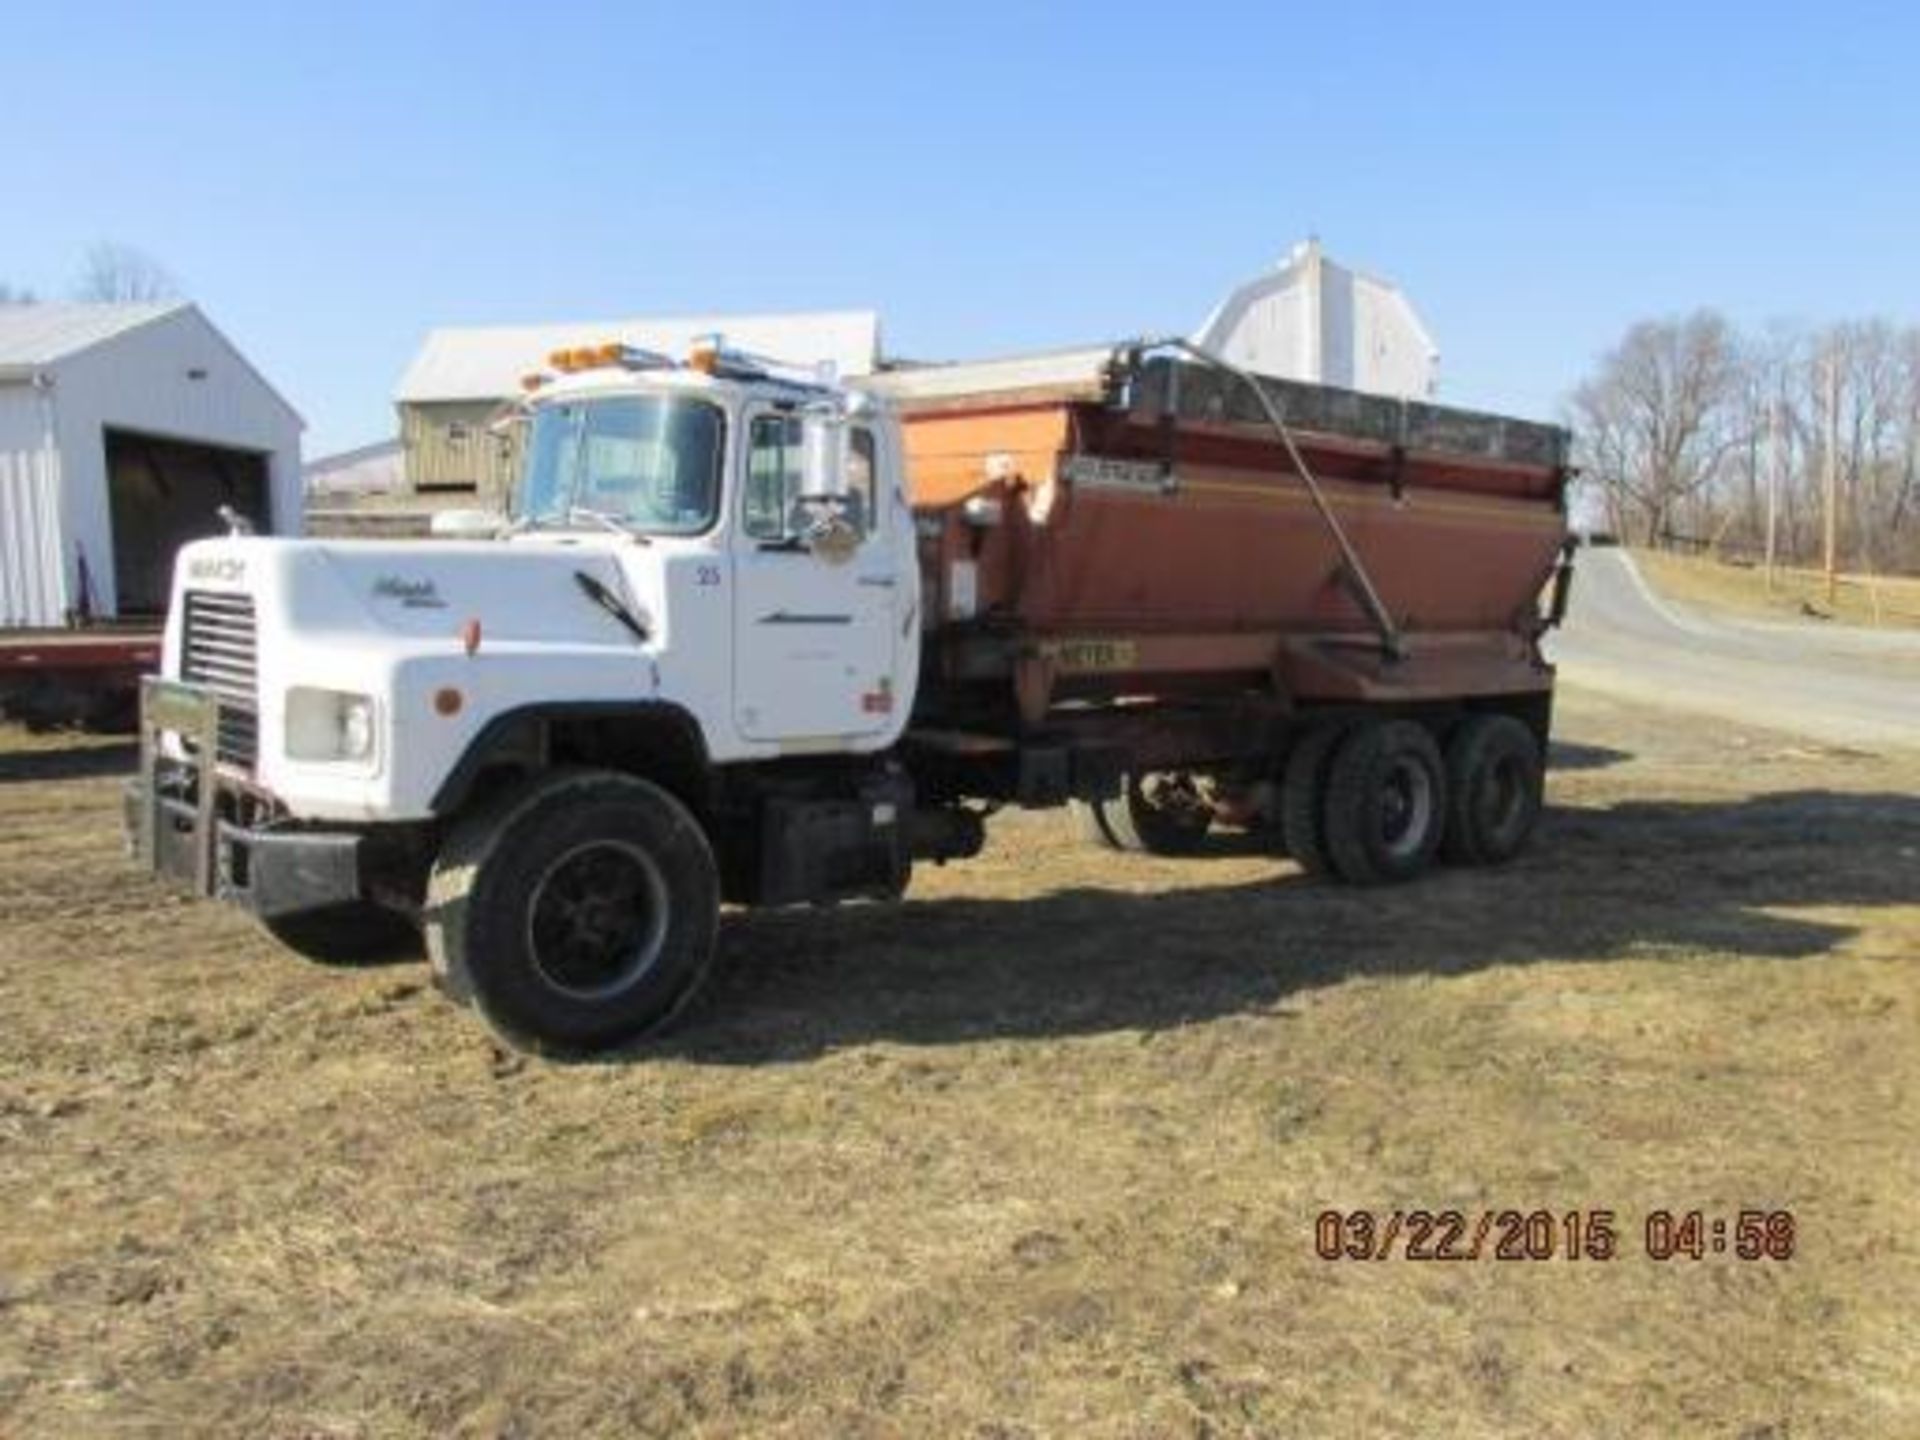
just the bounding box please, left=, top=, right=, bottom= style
left=181, top=590, right=260, bottom=769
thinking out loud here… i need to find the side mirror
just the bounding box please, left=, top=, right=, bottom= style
left=791, top=405, right=859, bottom=562
left=800, top=406, right=849, bottom=501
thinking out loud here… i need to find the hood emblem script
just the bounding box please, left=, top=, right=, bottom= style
left=372, top=575, right=448, bottom=609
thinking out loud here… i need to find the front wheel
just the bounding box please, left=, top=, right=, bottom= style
left=425, top=770, right=719, bottom=1055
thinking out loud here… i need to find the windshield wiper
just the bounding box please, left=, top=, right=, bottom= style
left=573, top=571, right=650, bottom=644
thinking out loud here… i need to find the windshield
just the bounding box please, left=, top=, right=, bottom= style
left=517, top=394, right=725, bottom=534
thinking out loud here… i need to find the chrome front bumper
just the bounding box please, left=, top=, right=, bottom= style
left=125, top=677, right=361, bottom=918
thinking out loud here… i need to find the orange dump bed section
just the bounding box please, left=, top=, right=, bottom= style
left=873, top=350, right=1571, bottom=720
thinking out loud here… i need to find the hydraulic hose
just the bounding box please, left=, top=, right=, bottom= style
left=1135, top=336, right=1405, bottom=659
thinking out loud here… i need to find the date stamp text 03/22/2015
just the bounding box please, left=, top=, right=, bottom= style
left=1315, top=1209, right=1797, bottom=1263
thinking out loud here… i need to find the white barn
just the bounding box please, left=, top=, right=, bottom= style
left=1194, top=239, right=1440, bottom=399
left=0, top=303, right=303, bottom=627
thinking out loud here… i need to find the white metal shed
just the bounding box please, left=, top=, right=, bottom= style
left=0, top=302, right=303, bottom=627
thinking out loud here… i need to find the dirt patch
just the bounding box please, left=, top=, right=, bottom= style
left=2, top=687, right=1917, bottom=1437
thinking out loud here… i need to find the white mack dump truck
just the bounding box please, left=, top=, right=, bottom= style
left=128, top=337, right=1573, bottom=1054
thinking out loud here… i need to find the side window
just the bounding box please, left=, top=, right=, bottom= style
left=745, top=416, right=879, bottom=541
left=745, top=415, right=804, bottom=539
left=848, top=427, right=878, bottom=536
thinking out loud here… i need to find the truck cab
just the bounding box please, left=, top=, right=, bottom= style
left=130, top=341, right=955, bottom=1051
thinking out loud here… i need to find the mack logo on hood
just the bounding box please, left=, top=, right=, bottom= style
left=372, top=575, right=447, bottom=609
left=187, top=556, right=245, bottom=583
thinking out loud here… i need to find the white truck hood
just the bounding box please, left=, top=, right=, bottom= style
left=165, top=535, right=664, bottom=822
left=212, top=536, right=645, bottom=644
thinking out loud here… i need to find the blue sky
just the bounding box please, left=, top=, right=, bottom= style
left=5, top=2, right=1915, bottom=455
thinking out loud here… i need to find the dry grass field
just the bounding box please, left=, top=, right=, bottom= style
left=1634, top=548, right=1920, bottom=630
left=2, top=686, right=1917, bottom=1438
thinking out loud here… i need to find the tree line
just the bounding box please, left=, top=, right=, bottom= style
left=0, top=243, right=181, bottom=306
left=1570, top=311, right=1920, bottom=575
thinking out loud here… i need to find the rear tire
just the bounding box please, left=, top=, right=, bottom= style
left=1322, top=720, right=1447, bottom=885
left=262, top=903, right=421, bottom=966
left=1278, top=726, right=1347, bottom=878
left=425, top=769, right=719, bottom=1055
left=1073, top=772, right=1212, bottom=856
left=1442, top=714, right=1544, bottom=866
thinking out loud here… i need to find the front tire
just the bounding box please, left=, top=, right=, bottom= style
left=425, top=770, right=719, bottom=1055
left=262, top=903, right=421, bottom=966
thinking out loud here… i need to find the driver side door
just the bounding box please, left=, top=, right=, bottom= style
left=731, top=408, right=896, bottom=743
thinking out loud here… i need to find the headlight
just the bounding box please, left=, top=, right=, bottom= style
left=286, top=687, right=377, bottom=762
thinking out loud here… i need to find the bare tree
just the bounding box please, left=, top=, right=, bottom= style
left=72, top=243, right=180, bottom=303
left=1893, top=329, right=1920, bottom=539
left=1570, top=311, right=1748, bottom=545
left=1569, top=313, right=1920, bottom=572
left=1828, top=321, right=1907, bottom=570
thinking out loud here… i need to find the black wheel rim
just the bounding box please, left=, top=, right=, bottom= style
left=525, top=840, right=670, bottom=1000
left=1379, top=756, right=1435, bottom=860
left=1135, top=772, right=1212, bottom=832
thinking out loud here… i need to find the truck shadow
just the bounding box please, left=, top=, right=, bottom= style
left=1548, top=740, right=1632, bottom=771
left=667, top=788, right=1919, bottom=1064
left=0, top=741, right=138, bottom=783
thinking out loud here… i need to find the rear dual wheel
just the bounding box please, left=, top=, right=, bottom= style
left=1282, top=713, right=1543, bottom=885
left=1442, top=714, right=1544, bottom=866
left=1279, top=725, right=1350, bottom=877
left=1072, top=771, right=1213, bottom=856
left=1320, top=720, right=1448, bottom=885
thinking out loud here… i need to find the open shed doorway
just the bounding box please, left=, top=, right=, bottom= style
left=104, top=429, right=270, bottom=617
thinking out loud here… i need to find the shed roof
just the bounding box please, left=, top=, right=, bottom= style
left=0, top=301, right=185, bottom=370
left=396, top=310, right=881, bottom=403
left=0, top=301, right=303, bottom=427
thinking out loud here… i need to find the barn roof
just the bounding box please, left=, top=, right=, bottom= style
left=396, top=310, right=881, bottom=403
left=0, top=301, right=186, bottom=370
left=0, top=300, right=304, bottom=427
